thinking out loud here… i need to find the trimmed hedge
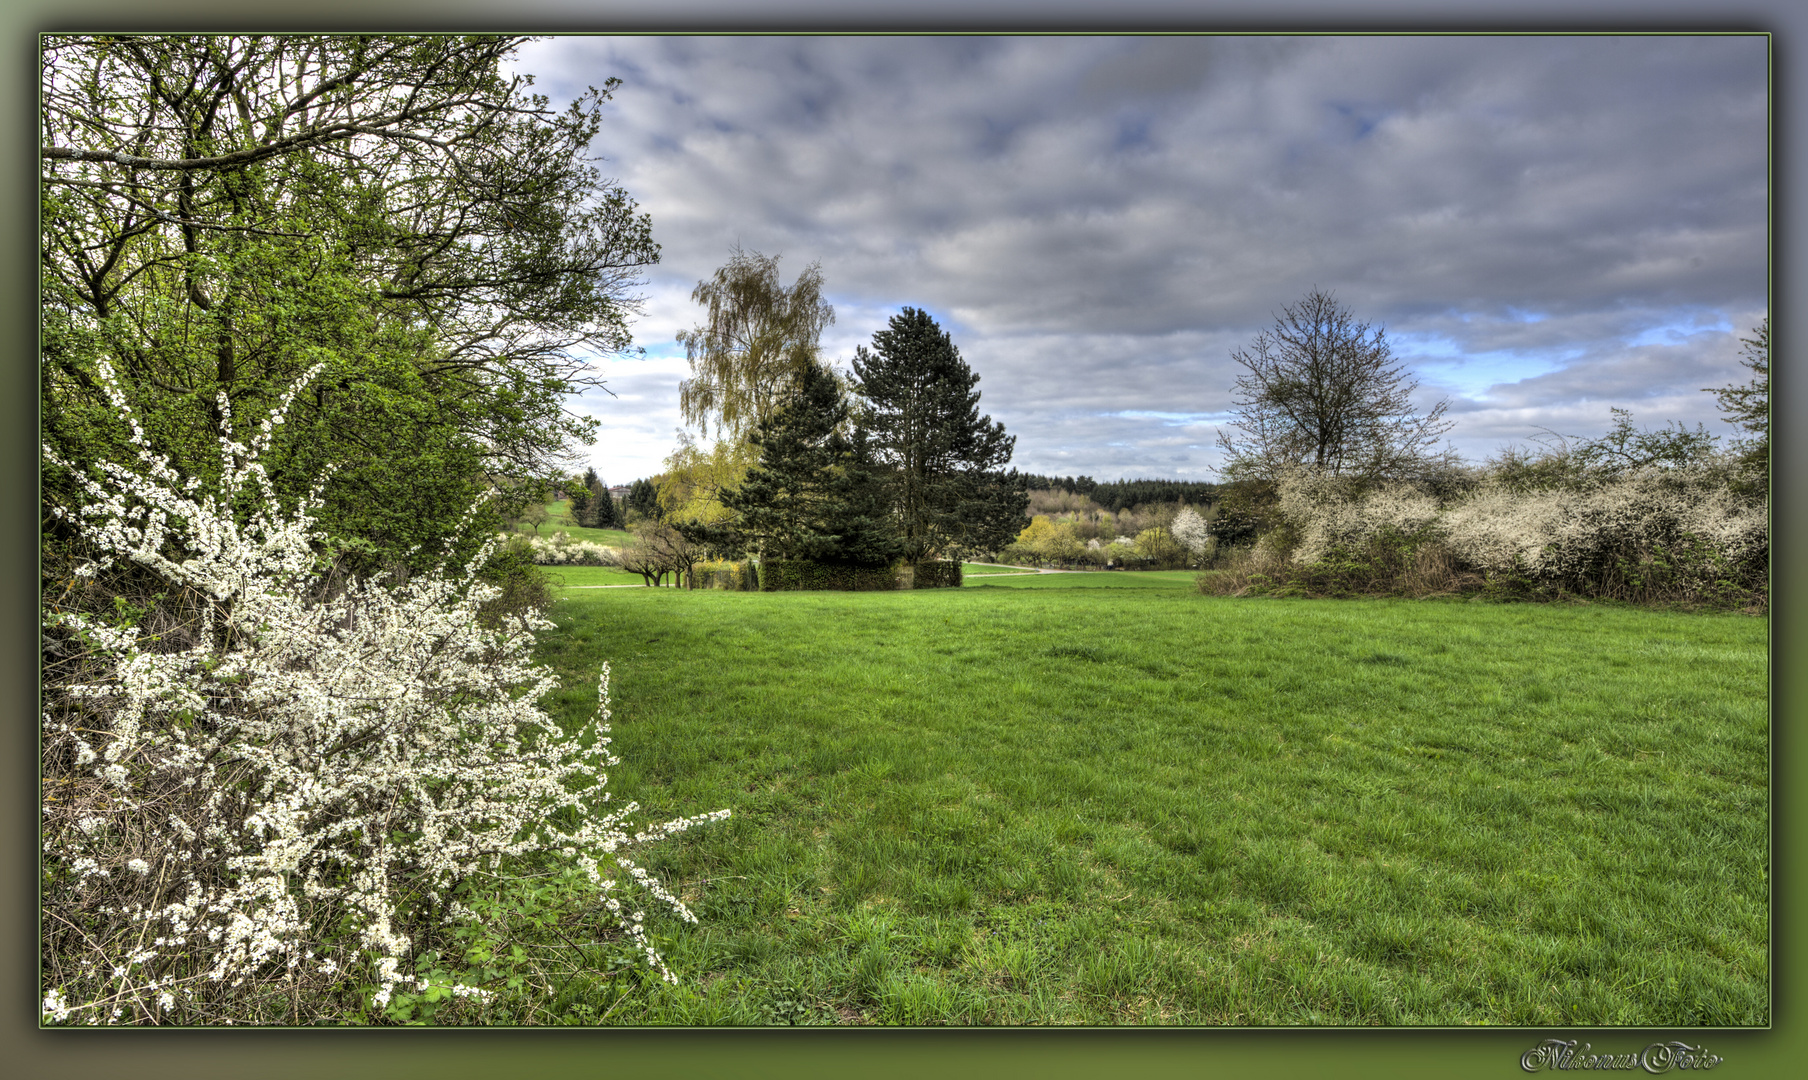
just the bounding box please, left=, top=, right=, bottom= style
left=910, top=560, right=963, bottom=589
left=759, top=559, right=900, bottom=592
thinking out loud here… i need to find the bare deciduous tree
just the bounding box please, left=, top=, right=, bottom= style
left=619, top=520, right=704, bottom=587
left=1216, top=289, right=1453, bottom=484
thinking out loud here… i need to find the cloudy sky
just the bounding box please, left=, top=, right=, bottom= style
left=505, top=35, right=1768, bottom=487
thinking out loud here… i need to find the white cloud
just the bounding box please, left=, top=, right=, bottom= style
left=514, top=34, right=1766, bottom=482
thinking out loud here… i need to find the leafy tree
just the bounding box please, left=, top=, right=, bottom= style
left=1171, top=505, right=1214, bottom=563
left=655, top=433, right=759, bottom=543
left=1014, top=515, right=1084, bottom=565
left=627, top=520, right=703, bottom=586
left=1134, top=525, right=1185, bottom=568
left=698, top=362, right=902, bottom=567
left=1217, top=289, right=1453, bottom=486
left=40, top=35, right=659, bottom=573
left=675, top=245, right=835, bottom=441
left=1706, top=318, right=1769, bottom=471
left=852, top=307, right=1029, bottom=564
left=1208, top=479, right=1278, bottom=548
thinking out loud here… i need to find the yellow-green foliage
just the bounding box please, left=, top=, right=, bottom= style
left=691, top=560, right=761, bottom=590
left=1014, top=515, right=1085, bottom=563
left=657, top=434, right=759, bottom=529
left=1133, top=525, right=1186, bottom=568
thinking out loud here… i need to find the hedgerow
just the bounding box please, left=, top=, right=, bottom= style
left=1203, top=459, right=1766, bottom=607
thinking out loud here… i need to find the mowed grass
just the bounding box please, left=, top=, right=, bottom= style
left=541, top=564, right=660, bottom=588
left=529, top=580, right=1768, bottom=1026
left=964, top=569, right=1202, bottom=589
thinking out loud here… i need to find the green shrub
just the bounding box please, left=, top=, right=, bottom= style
left=477, top=539, right=556, bottom=627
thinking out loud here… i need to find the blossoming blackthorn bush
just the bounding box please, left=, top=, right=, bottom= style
left=515, top=532, right=624, bottom=566
left=42, top=362, right=726, bottom=1025
left=1210, top=459, right=1767, bottom=605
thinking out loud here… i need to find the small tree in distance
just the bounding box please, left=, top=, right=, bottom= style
left=587, top=469, right=620, bottom=529
left=1217, top=289, right=1453, bottom=486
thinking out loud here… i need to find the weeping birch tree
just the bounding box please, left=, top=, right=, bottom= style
left=675, top=246, right=835, bottom=440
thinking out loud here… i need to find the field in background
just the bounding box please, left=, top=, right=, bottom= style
left=526, top=580, right=1769, bottom=1026
left=511, top=499, right=633, bottom=547
left=541, top=565, right=652, bottom=587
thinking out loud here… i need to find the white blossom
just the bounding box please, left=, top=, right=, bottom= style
left=42, top=361, right=728, bottom=1025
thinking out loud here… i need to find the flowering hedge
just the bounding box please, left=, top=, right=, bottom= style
left=514, top=532, right=622, bottom=566
left=42, top=363, right=726, bottom=1025
left=1264, top=461, right=1767, bottom=603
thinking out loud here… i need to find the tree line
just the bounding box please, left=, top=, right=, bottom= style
left=1015, top=475, right=1222, bottom=514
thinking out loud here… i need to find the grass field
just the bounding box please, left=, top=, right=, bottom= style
left=541, top=564, right=658, bottom=587
left=521, top=576, right=1768, bottom=1026
left=962, top=563, right=1039, bottom=576
left=512, top=500, right=633, bottom=547
left=965, top=569, right=1202, bottom=589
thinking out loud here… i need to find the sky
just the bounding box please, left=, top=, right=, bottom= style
left=505, top=34, right=1768, bottom=487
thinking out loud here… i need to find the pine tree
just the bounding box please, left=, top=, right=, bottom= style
left=852, top=307, right=1028, bottom=563
left=719, top=362, right=901, bottom=567
left=582, top=467, right=619, bottom=529
left=626, top=478, right=660, bottom=521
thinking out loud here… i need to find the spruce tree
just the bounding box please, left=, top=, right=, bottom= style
left=626, top=479, right=660, bottom=521
left=852, top=307, right=1028, bottom=563
left=720, top=362, right=901, bottom=567
left=583, top=467, right=620, bottom=529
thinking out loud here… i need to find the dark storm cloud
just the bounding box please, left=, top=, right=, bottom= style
left=510, top=34, right=1766, bottom=482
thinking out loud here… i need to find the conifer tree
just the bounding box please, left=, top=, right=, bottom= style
left=583, top=467, right=621, bottom=529
left=626, top=478, right=660, bottom=521
left=710, top=362, right=901, bottom=567
left=852, top=307, right=1028, bottom=563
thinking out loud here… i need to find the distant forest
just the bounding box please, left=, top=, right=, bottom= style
left=1014, top=474, right=1221, bottom=513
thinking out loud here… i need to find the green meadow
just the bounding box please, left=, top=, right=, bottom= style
left=512, top=576, right=1769, bottom=1026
